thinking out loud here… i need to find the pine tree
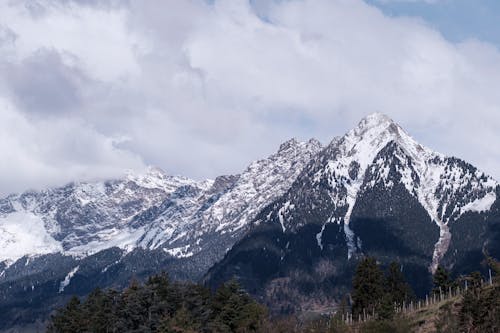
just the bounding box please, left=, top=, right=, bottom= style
left=459, top=271, right=500, bottom=332
left=385, top=262, right=413, bottom=306
left=80, top=287, right=116, bottom=332
left=352, top=257, right=385, bottom=317
left=47, top=296, right=83, bottom=333
left=47, top=274, right=268, bottom=333
left=117, top=279, right=153, bottom=331
left=210, top=279, right=266, bottom=332
left=377, top=293, right=395, bottom=320
left=432, top=266, right=452, bottom=294
left=160, top=305, right=200, bottom=333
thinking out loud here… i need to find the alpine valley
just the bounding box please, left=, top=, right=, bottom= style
left=0, top=114, right=498, bottom=330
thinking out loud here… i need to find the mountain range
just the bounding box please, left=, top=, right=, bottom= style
left=0, top=113, right=498, bottom=330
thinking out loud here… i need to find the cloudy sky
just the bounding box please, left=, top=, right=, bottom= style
left=0, top=0, right=499, bottom=196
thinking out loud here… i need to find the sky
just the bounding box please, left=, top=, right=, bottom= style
left=0, top=0, right=499, bottom=196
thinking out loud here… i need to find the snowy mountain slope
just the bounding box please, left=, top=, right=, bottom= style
left=119, top=138, right=324, bottom=276
left=1, top=113, right=498, bottom=326
left=261, top=113, right=497, bottom=271
left=0, top=137, right=322, bottom=329
left=0, top=139, right=321, bottom=268
left=206, top=114, right=499, bottom=313
left=0, top=167, right=200, bottom=264
left=204, top=138, right=323, bottom=234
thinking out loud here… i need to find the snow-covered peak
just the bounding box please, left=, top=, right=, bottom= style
left=0, top=167, right=204, bottom=264
left=129, top=137, right=323, bottom=261
left=0, top=114, right=497, bottom=274
left=311, top=113, right=497, bottom=268
left=278, top=138, right=322, bottom=156
left=354, top=112, right=394, bottom=132
left=202, top=138, right=322, bottom=233
left=125, top=166, right=200, bottom=193
left=278, top=138, right=300, bottom=153
left=345, top=113, right=431, bottom=163
left=0, top=136, right=322, bottom=265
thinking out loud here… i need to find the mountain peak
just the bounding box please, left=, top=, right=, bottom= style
left=278, top=137, right=322, bottom=155
left=307, top=138, right=322, bottom=149
left=278, top=138, right=300, bottom=153
left=357, top=112, right=394, bottom=130
left=352, top=113, right=400, bottom=138
left=344, top=113, right=424, bottom=160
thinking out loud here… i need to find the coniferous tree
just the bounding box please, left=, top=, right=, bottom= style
left=352, top=257, right=385, bottom=317
left=47, top=296, right=83, bottom=333
left=160, top=305, right=199, bottom=333
left=377, top=293, right=395, bottom=320
left=385, top=262, right=413, bottom=306
left=209, top=279, right=266, bottom=332
left=119, top=279, right=152, bottom=330
left=80, top=287, right=118, bottom=332
left=432, top=266, right=453, bottom=294
left=48, top=274, right=268, bottom=333
left=459, top=270, right=500, bottom=333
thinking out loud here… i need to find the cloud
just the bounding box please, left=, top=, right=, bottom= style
left=4, top=49, right=86, bottom=116
left=0, top=0, right=499, bottom=196
left=0, top=96, right=144, bottom=194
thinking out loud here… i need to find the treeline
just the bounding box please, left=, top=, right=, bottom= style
left=452, top=258, right=500, bottom=333
left=47, top=274, right=268, bottom=333
left=343, top=256, right=500, bottom=333
left=351, top=258, right=413, bottom=320
left=47, top=258, right=500, bottom=333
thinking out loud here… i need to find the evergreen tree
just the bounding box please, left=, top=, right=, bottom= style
left=47, top=296, right=83, bottom=333
left=80, top=287, right=118, bottom=333
left=459, top=271, right=500, bottom=333
left=352, top=257, right=385, bottom=317
left=385, top=262, right=413, bottom=306
left=377, top=294, right=395, bottom=320
left=210, top=279, right=266, bottom=332
left=115, top=279, right=154, bottom=331
left=48, top=274, right=269, bottom=333
left=432, top=266, right=452, bottom=294
left=160, top=305, right=200, bottom=333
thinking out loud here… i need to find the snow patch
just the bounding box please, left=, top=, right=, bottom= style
left=461, top=192, right=496, bottom=214
left=163, top=245, right=193, bottom=258
left=66, top=227, right=145, bottom=258
left=0, top=211, right=62, bottom=262
left=316, top=224, right=326, bottom=250
left=59, top=266, right=79, bottom=293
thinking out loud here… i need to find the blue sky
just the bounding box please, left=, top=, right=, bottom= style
left=366, top=0, right=500, bottom=48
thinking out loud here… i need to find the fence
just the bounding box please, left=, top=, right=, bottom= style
left=339, top=269, right=494, bottom=325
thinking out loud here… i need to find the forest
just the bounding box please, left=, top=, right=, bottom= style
left=47, top=257, right=500, bottom=333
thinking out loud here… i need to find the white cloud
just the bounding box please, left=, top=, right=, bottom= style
left=0, top=96, right=144, bottom=194
left=0, top=0, right=499, bottom=196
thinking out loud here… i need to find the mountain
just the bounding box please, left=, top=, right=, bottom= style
left=205, top=113, right=499, bottom=313
left=1, top=113, right=498, bottom=329
left=0, top=138, right=321, bottom=329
